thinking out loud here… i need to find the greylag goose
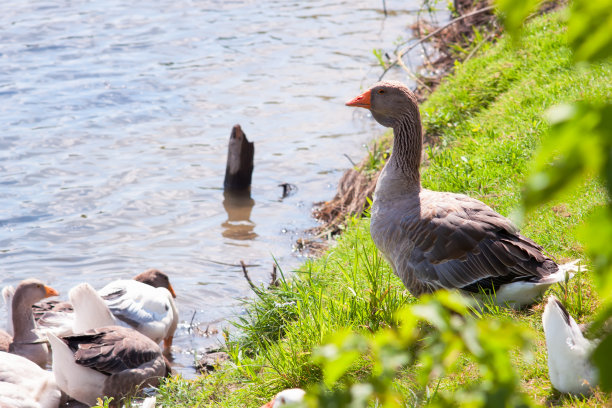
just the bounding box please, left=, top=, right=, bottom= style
left=47, top=326, right=170, bottom=406
left=0, top=278, right=59, bottom=367
left=0, top=351, right=62, bottom=408
left=260, top=388, right=306, bottom=408
left=346, top=81, right=580, bottom=308
left=542, top=296, right=598, bottom=394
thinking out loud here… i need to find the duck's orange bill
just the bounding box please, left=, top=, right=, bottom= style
left=163, top=336, right=174, bottom=350
left=168, top=283, right=177, bottom=298
left=259, top=401, right=274, bottom=408
left=44, top=285, right=59, bottom=298
left=345, top=89, right=371, bottom=108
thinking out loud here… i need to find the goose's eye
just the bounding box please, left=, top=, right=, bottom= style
left=378, top=89, right=385, bottom=94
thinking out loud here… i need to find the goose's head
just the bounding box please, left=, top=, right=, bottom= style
left=134, top=269, right=177, bottom=298
left=14, top=278, right=58, bottom=307
left=346, top=81, right=419, bottom=128
left=260, top=388, right=306, bottom=408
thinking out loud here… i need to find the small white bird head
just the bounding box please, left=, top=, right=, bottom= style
left=260, top=388, right=306, bottom=408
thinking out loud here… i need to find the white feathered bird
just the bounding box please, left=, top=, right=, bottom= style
left=0, top=351, right=61, bottom=408
left=542, top=295, right=599, bottom=394
left=260, top=388, right=306, bottom=407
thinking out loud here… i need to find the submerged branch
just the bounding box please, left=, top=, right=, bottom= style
left=240, top=260, right=257, bottom=291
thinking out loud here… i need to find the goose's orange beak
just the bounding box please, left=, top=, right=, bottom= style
left=346, top=89, right=371, bottom=109
left=259, top=401, right=274, bottom=408
left=167, top=283, right=177, bottom=298
left=44, top=285, right=59, bottom=298
left=163, top=336, right=173, bottom=351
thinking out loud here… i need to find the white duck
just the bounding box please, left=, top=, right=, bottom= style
left=0, top=278, right=59, bottom=367
left=0, top=351, right=61, bottom=408
left=346, top=81, right=581, bottom=308
left=260, top=388, right=306, bottom=408
left=98, top=277, right=178, bottom=351
left=542, top=296, right=598, bottom=394
left=47, top=326, right=170, bottom=407
left=68, top=281, right=178, bottom=352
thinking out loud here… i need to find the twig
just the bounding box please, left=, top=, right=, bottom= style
left=240, top=260, right=257, bottom=291
left=188, top=310, right=197, bottom=334
left=395, top=52, right=432, bottom=92
left=379, top=5, right=495, bottom=80
left=200, top=257, right=260, bottom=268
left=398, top=5, right=494, bottom=50
left=343, top=153, right=357, bottom=167
left=269, top=264, right=279, bottom=287
left=416, top=8, right=435, bottom=71
left=382, top=0, right=387, bottom=17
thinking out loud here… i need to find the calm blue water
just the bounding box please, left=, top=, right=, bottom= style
left=0, top=0, right=441, bottom=376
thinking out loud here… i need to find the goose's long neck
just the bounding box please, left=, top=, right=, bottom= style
left=12, top=296, right=37, bottom=342
left=390, top=111, right=422, bottom=188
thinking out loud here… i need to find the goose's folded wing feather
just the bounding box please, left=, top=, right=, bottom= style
left=100, top=282, right=169, bottom=327
left=32, top=299, right=74, bottom=316
left=64, top=326, right=161, bottom=375
left=403, top=192, right=557, bottom=291
left=35, top=310, right=76, bottom=337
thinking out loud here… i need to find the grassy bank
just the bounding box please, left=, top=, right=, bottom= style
left=156, top=10, right=611, bottom=407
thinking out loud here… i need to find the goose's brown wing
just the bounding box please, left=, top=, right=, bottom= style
left=32, top=299, right=74, bottom=316
left=403, top=191, right=557, bottom=292
left=63, top=326, right=161, bottom=375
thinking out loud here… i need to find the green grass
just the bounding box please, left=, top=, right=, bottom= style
left=155, top=10, right=611, bottom=407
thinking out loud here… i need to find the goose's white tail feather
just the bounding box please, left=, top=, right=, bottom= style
left=69, top=283, right=116, bottom=333
left=2, top=286, right=15, bottom=336
left=542, top=259, right=584, bottom=284
left=47, top=332, right=106, bottom=406
left=542, top=296, right=598, bottom=395
left=493, top=260, right=582, bottom=308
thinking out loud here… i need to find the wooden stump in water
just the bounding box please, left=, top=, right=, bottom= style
left=223, top=124, right=254, bottom=192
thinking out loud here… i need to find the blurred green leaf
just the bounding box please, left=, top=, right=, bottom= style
left=312, top=292, right=535, bottom=407
left=569, top=0, right=612, bottom=62
left=312, top=329, right=367, bottom=388
left=494, top=0, right=542, bottom=41
left=592, top=332, right=612, bottom=391
left=578, top=207, right=612, bottom=295
left=522, top=102, right=612, bottom=210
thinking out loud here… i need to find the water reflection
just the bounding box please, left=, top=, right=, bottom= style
left=222, top=190, right=256, bottom=240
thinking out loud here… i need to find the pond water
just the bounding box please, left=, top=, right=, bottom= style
left=0, top=0, right=443, bottom=376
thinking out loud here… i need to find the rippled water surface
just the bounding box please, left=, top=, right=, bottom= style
left=0, top=0, right=441, bottom=376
